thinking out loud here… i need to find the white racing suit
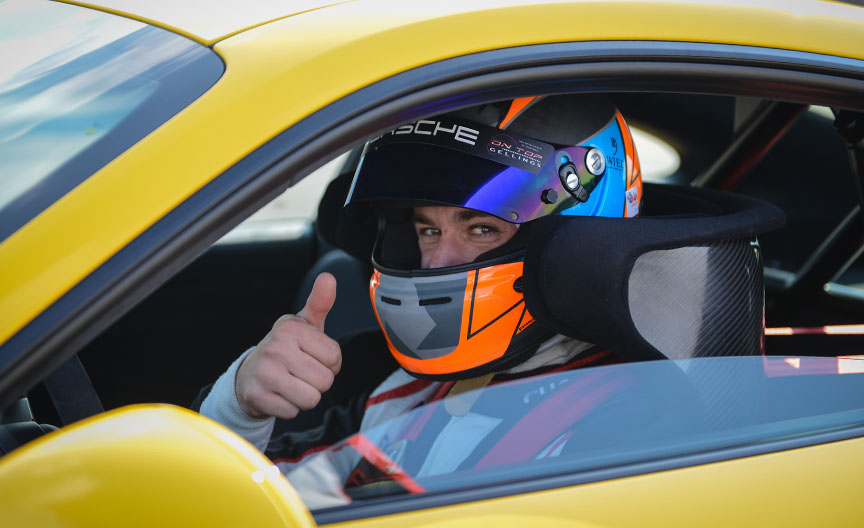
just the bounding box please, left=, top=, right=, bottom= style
left=201, top=337, right=628, bottom=507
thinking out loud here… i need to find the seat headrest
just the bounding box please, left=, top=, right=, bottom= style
left=316, top=169, right=377, bottom=261
left=523, top=183, right=786, bottom=362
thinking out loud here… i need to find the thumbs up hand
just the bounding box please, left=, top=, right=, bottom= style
left=235, top=273, right=342, bottom=419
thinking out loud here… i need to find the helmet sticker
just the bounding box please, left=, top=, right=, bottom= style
left=373, top=118, right=555, bottom=175
left=626, top=186, right=640, bottom=217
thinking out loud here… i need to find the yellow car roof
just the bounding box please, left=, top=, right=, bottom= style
left=64, top=0, right=354, bottom=45
left=3, top=0, right=864, bottom=355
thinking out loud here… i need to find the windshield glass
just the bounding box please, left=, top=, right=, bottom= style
left=0, top=0, right=223, bottom=242
left=286, top=356, right=864, bottom=511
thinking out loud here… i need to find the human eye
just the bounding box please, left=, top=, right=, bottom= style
left=468, top=224, right=498, bottom=237
left=416, top=226, right=440, bottom=238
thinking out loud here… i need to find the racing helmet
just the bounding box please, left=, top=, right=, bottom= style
left=346, top=95, right=642, bottom=380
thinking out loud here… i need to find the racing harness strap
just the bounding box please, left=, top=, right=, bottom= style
left=42, top=354, right=104, bottom=426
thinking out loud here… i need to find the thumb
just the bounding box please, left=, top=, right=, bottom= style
left=298, top=272, right=337, bottom=331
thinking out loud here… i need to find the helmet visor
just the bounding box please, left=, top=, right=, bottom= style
left=347, top=118, right=604, bottom=223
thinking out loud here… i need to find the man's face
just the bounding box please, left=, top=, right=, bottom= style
left=412, top=206, right=518, bottom=269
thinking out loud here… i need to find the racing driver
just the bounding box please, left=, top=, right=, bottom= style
left=199, top=94, right=643, bottom=481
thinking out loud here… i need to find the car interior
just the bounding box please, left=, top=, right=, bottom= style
left=5, top=91, right=864, bottom=452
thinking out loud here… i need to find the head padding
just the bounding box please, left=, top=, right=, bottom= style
left=523, top=183, right=785, bottom=362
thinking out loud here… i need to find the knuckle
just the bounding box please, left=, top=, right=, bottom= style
left=270, top=328, right=294, bottom=344
left=272, top=315, right=302, bottom=336
left=320, top=369, right=335, bottom=392
left=307, top=390, right=323, bottom=409
left=282, top=404, right=300, bottom=420
left=259, top=344, right=282, bottom=362
left=242, top=382, right=263, bottom=400
left=322, top=340, right=341, bottom=367
left=297, top=388, right=322, bottom=411
left=330, top=352, right=342, bottom=375
left=255, top=367, right=280, bottom=389
left=273, top=314, right=297, bottom=327
left=260, top=340, right=298, bottom=365
left=241, top=387, right=266, bottom=413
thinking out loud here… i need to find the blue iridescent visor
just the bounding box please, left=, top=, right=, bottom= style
left=347, top=118, right=606, bottom=223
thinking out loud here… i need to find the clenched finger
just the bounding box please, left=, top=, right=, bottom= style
left=282, top=350, right=336, bottom=393
left=243, top=387, right=302, bottom=420
left=271, top=374, right=324, bottom=411
left=291, top=327, right=341, bottom=372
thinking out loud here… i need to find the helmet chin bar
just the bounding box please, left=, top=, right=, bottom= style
left=523, top=183, right=786, bottom=363
left=370, top=260, right=556, bottom=380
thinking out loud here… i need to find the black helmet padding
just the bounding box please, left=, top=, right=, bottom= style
left=523, top=184, right=785, bottom=362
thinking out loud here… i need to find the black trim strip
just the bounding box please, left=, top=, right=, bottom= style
left=418, top=297, right=452, bottom=307
left=380, top=296, right=402, bottom=306
left=2, top=41, right=864, bottom=411
left=466, top=269, right=479, bottom=339
left=467, top=299, right=525, bottom=340
left=513, top=304, right=528, bottom=337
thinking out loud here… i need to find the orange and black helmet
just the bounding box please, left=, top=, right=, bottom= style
left=347, top=94, right=642, bottom=379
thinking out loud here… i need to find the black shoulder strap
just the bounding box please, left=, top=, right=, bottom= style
left=42, top=355, right=104, bottom=425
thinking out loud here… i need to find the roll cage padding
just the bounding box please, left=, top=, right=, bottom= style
left=523, top=183, right=786, bottom=362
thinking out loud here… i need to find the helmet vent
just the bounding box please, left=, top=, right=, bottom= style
left=419, top=296, right=453, bottom=306
left=380, top=296, right=402, bottom=306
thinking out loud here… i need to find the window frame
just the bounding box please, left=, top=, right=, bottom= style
left=2, top=39, right=864, bottom=422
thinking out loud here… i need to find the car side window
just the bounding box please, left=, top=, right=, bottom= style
left=732, top=105, right=857, bottom=279
left=216, top=152, right=350, bottom=245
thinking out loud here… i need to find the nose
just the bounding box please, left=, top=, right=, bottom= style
left=424, top=234, right=471, bottom=269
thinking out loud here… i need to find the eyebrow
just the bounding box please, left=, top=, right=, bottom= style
left=411, top=211, right=431, bottom=225
left=457, top=210, right=493, bottom=222
left=412, top=210, right=496, bottom=225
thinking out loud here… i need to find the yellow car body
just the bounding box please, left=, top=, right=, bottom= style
left=1, top=1, right=864, bottom=526
left=5, top=0, right=864, bottom=348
